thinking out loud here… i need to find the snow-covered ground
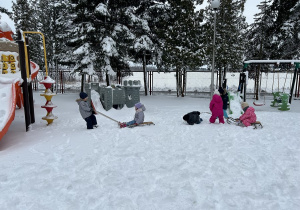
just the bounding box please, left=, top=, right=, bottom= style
left=0, top=90, right=300, bottom=209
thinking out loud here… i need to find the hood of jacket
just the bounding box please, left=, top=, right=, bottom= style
left=212, top=94, right=222, bottom=103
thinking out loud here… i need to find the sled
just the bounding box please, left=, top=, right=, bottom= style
left=227, top=117, right=263, bottom=129
left=120, top=121, right=155, bottom=128
left=251, top=121, right=263, bottom=129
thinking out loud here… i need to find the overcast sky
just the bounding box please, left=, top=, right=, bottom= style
left=1, top=0, right=261, bottom=33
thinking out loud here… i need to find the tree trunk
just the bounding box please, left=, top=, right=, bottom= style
left=223, top=66, right=227, bottom=88
left=182, top=70, right=186, bottom=97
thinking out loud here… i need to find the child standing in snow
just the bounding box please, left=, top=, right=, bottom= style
left=237, top=102, right=256, bottom=127
left=209, top=89, right=225, bottom=124
left=218, top=87, right=229, bottom=119
left=119, top=102, right=146, bottom=128
left=76, top=92, right=98, bottom=129
left=183, top=111, right=203, bottom=125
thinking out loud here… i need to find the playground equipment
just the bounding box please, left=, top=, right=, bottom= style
left=0, top=20, right=55, bottom=140
left=84, top=80, right=141, bottom=111
left=21, top=31, right=57, bottom=125
left=40, top=77, right=57, bottom=124
left=243, top=60, right=300, bottom=106
left=270, top=92, right=290, bottom=111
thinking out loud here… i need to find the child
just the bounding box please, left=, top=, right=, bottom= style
left=238, top=102, right=256, bottom=127
left=209, top=89, right=225, bottom=124
left=183, top=111, right=203, bottom=125
left=76, top=92, right=98, bottom=129
left=119, top=102, right=146, bottom=128
left=218, top=87, right=229, bottom=119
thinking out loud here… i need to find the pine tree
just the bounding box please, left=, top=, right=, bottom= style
left=270, top=0, right=300, bottom=59
left=203, top=0, right=248, bottom=89
left=0, top=7, right=13, bottom=19
left=149, top=0, right=205, bottom=97
left=12, top=0, right=44, bottom=75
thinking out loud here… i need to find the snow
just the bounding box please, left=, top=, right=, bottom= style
left=0, top=77, right=21, bottom=130
left=0, top=20, right=12, bottom=32
left=40, top=76, right=55, bottom=84
left=244, top=60, right=300, bottom=64
left=0, top=83, right=12, bottom=128
left=0, top=87, right=300, bottom=209
left=95, top=3, right=109, bottom=16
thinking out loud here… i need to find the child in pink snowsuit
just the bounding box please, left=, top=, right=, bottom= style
left=209, top=90, right=225, bottom=124
left=239, top=102, right=256, bottom=127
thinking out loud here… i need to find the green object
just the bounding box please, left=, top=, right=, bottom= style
left=228, top=92, right=233, bottom=114
left=278, top=93, right=290, bottom=111
left=270, top=92, right=281, bottom=107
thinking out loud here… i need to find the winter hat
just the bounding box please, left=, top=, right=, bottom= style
left=218, top=87, right=224, bottom=95
left=135, top=102, right=143, bottom=109
left=241, top=102, right=249, bottom=109
left=79, top=92, right=88, bottom=99
left=214, top=89, right=220, bottom=95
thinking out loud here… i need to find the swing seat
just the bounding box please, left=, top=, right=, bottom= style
left=253, top=101, right=265, bottom=106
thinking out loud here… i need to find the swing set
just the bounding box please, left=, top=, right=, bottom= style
left=242, top=60, right=300, bottom=107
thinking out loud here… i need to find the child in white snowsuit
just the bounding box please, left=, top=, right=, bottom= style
left=76, top=92, right=98, bottom=129
left=119, top=102, right=146, bottom=128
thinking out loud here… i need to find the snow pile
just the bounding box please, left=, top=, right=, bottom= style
left=40, top=76, right=55, bottom=84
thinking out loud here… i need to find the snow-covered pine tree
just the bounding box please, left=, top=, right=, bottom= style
left=203, top=0, right=248, bottom=89
left=0, top=7, right=13, bottom=19
left=67, top=0, right=99, bottom=79
left=150, top=0, right=205, bottom=97
left=129, top=0, right=164, bottom=96
left=68, top=0, right=143, bottom=86
left=269, top=0, right=300, bottom=59
left=245, top=0, right=274, bottom=100
left=53, top=0, right=76, bottom=67
left=12, top=0, right=44, bottom=75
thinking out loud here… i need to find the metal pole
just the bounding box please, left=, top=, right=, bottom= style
left=25, top=37, right=35, bottom=124
left=211, top=11, right=217, bottom=99
left=17, top=31, right=31, bottom=131
left=289, top=63, right=299, bottom=103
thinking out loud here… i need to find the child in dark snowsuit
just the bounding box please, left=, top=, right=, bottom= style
left=183, top=111, right=203, bottom=125
left=119, top=102, right=146, bottom=128
left=76, top=92, right=98, bottom=129
left=218, top=87, right=229, bottom=119
left=209, top=90, right=225, bottom=124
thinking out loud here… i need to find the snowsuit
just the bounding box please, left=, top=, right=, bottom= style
left=76, top=99, right=97, bottom=129
left=221, top=92, right=229, bottom=118
left=126, top=105, right=146, bottom=126
left=209, top=94, right=224, bottom=124
left=183, top=111, right=203, bottom=125
left=239, top=106, right=256, bottom=127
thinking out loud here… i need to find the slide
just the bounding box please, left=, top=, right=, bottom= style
left=0, top=61, right=39, bottom=140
